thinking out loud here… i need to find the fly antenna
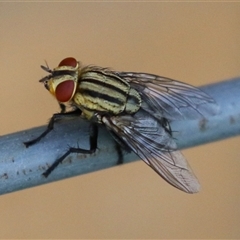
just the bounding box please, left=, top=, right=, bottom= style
left=40, top=60, right=52, bottom=74
left=39, top=60, right=53, bottom=82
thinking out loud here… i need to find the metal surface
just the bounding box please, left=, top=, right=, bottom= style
left=0, top=77, right=240, bottom=195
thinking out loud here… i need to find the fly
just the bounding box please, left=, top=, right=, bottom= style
left=24, top=57, right=219, bottom=193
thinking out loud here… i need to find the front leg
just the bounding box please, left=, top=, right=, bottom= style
left=43, top=123, right=98, bottom=177
left=24, top=108, right=82, bottom=147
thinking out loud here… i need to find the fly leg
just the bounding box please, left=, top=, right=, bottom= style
left=43, top=123, right=98, bottom=177
left=109, top=130, right=131, bottom=165
left=24, top=108, right=82, bottom=148
left=100, top=115, right=131, bottom=166
left=161, top=117, right=178, bottom=141
left=161, top=117, right=172, bottom=136
left=115, top=142, right=124, bottom=165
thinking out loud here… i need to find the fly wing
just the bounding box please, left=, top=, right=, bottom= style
left=116, top=71, right=219, bottom=120
left=102, top=110, right=200, bottom=193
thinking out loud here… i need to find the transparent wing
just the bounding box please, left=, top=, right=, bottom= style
left=116, top=71, right=219, bottom=120
left=102, top=110, right=200, bottom=193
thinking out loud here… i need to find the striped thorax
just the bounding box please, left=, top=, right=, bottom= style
left=40, top=57, right=142, bottom=121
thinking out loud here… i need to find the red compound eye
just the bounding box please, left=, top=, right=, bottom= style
left=58, top=57, right=77, bottom=67
left=55, top=80, right=75, bottom=102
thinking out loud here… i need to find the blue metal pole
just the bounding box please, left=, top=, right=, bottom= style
left=0, top=77, right=240, bottom=195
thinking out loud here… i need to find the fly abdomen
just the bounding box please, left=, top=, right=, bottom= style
left=125, top=88, right=141, bottom=114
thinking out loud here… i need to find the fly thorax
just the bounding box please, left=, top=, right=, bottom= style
left=74, top=71, right=131, bottom=115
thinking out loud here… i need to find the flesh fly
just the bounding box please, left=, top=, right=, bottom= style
left=24, top=57, right=219, bottom=193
